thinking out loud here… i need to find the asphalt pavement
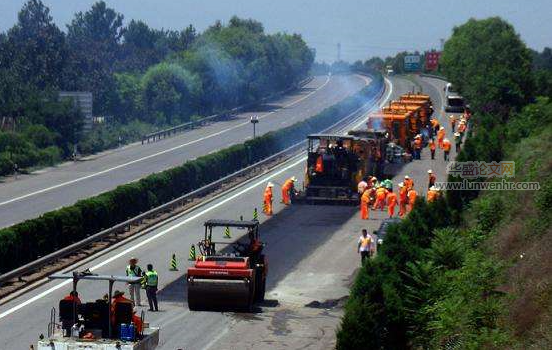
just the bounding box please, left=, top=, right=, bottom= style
left=0, top=75, right=454, bottom=349
left=0, top=74, right=369, bottom=228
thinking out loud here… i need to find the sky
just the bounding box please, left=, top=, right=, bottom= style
left=0, top=0, right=550, bottom=63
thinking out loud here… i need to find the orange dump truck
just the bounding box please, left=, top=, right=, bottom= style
left=367, top=110, right=412, bottom=150
left=398, top=93, right=433, bottom=126
left=386, top=102, right=422, bottom=136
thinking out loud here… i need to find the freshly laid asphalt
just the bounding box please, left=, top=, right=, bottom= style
left=0, top=75, right=454, bottom=349
left=0, top=74, right=369, bottom=228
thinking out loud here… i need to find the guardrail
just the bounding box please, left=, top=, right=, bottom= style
left=141, top=77, right=314, bottom=144
left=0, top=74, right=382, bottom=286
left=419, top=73, right=448, bottom=82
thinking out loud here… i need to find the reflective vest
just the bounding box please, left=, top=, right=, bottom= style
left=145, top=270, right=158, bottom=287
left=443, top=140, right=452, bottom=151
left=359, top=236, right=371, bottom=249
left=126, top=265, right=141, bottom=277
left=387, top=192, right=397, bottom=206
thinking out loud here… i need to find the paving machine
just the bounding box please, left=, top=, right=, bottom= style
left=187, top=220, right=267, bottom=311
left=36, top=271, right=159, bottom=350
left=295, top=132, right=389, bottom=205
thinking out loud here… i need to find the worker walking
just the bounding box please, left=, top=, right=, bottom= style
left=144, top=264, right=159, bottom=312
left=373, top=185, right=388, bottom=211
left=437, top=126, right=445, bottom=149
left=386, top=190, right=398, bottom=218
left=360, top=189, right=370, bottom=220
left=428, top=169, right=436, bottom=189
left=449, top=115, right=456, bottom=132
left=357, top=229, right=372, bottom=264
left=454, top=132, right=462, bottom=153
left=404, top=175, right=413, bottom=191
left=398, top=182, right=408, bottom=217
left=443, top=138, right=452, bottom=161
left=281, top=176, right=297, bottom=205
left=125, top=257, right=143, bottom=306
left=263, top=182, right=274, bottom=215
left=407, top=187, right=418, bottom=213
left=429, top=138, right=436, bottom=160
left=427, top=186, right=438, bottom=203
left=413, top=135, right=422, bottom=160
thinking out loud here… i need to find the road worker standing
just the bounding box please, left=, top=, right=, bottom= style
left=357, top=177, right=368, bottom=196
left=407, top=187, right=418, bottom=213
left=373, top=185, right=388, bottom=211
left=357, top=229, right=372, bottom=264
left=144, top=264, right=159, bottom=312
left=404, top=175, right=413, bottom=191
left=315, top=154, right=324, bottom=173
left=454, top=132, right=462, bottom=153
left=449, top=115, right=456, bottom=132
left=398, top=182, right=408, bottom=217
left=281, top=176, right=297, bottom=205
left=428, top=169, right=436, bottom=189
left=386, top=190, right=398, bottom=218
left=437, top=126, right=446, bottom=149
left=428, top=138, right=436, bottom=160
left=413, top=135, right=422, bottom=160
left=360, top=189, right=371, bottom=220
left=427, top=186, right=438, bottom=203
left=125, top=257, right=143, bottom=306
left=263, top=182, right=274, bottom=215
left=443, top=138, right=452, bottom=161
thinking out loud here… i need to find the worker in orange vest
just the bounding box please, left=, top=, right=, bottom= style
left=263, top=182, right=274, bottom=215
left=315, top=154, right=324, bottom=173
left=443, top=138, right=452, bottom=161
left=281, top=176, right=297, bottom=205
left=407, top=187, right=418, bottom=213
left=427, top=169, right=436, bottom=189
left=372, top=185, right=388, bottom=211
left=437, top=126, right=446, bottom=149
left=404, top=175, right=413, bottom=191
left=360, top=189, right=371, bottom=220
left=449, top=115, right=456, bottom=132
left=427, top=186, right=438, bottom=203
left=386, top=190, right=398, bottom=218
left=413, top=135, right=422, bottom=160
left=398, top=182, right=408, bottom=217
left=428, top=138, right=436, bottom=160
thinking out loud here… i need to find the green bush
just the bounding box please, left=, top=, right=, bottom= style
left=0, top=74, right=383, bottom=273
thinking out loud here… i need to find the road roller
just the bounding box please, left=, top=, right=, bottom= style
left=187, top=219, right=267, bottom=311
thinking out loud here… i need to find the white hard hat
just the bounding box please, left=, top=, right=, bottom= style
left=398, top=182, right=404, bottom=187
left=291, top=176, right=297, bottom=182
left=404, top=175, right=410, bottom=179
left=430, top=186, right=436, bottom=191
left=440, top=126, right=445, bottom=130
left=371, top=177, right=377, bottom=181
left=267, top=182, right=274, bottom=187
left=454, top=132, right=460, bottom=137
left=427, top=169, right=433, bottom=174
left=444, top=138, right=450, bottom=142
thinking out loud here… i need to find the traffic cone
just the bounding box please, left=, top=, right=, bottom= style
left=224, top=226, right=231, bottom=239
left=170, top=253, right=178, bottom=271
left=188, top=245, right=196, bottom=261
left=253, top=207, right=259, bottom=221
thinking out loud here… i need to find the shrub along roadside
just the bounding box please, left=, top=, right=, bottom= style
left=0, top=73, right=383, bottom=274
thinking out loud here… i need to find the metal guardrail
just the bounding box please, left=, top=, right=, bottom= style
left=419, top=73, right=448, bottom=82
left=141, top=77, right=314, bottom=144
left=0, top=74, right=382, bottom=286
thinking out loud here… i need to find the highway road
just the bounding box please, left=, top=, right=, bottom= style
left=0, top=74, right=369, bottom=228
left=0, top=75, right=453, bottom=349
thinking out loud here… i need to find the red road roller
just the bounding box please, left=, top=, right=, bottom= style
left=187, top=219, right=267, bottom=311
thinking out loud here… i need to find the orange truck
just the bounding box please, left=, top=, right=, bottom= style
left=398, top=93, right=434, bottom=127
left=367, top=110, right=412, bottom=150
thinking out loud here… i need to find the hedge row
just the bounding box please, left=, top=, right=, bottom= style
left=0, top=73, right=383, bottom=273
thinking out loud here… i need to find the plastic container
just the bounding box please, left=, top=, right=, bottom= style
left=119, top=323, right=128, bottom=340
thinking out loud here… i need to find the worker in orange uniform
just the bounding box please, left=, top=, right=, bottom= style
left=427, top=169, right=436, bottom=189
left=386, top=190, right=398, bottom=218
left=428, top=138, right=436, bottom=160
left=63, top=291, right=82, bottom=304
left=263, top=182, right=274, bottom=215
left=458, top=120, right=466, bottom=136
left=437, top=126, right=445, bottom=149
left=281, top=176, right=297, bottom=205
left=404, top=175, right=413, bottom=191
left=373, top=185, right=388, bottom=211
left=360, top=189, right=371, bottom=220
left=111, top=290, right=134, bottom=325
left=413, top=135, right=422, bottom=160
left=407, top=187, right=418, bottom=213
left=315, top=154, right=324, bottom=173
left=449, top=115, right=456, bottom=132
left=443, top=138, right=452, bottom=161
left=357, top=177, right=368, bottom=196
left=427, top=186, right=438, bottom=203
left=398, top=182, right=408, bottom=217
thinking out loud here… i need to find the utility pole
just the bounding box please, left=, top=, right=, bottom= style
left=440, top=38, right=445, bottom=51
left=337, top=42, right=341, bottom=62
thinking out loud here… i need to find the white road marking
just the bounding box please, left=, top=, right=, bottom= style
left=0, top=75, right=340, bottom=207
left=0, top=75, right=390, bottom=321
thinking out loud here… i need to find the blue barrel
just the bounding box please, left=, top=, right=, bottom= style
left=127, top=323, right=136, bottom=341
left=119, top=323, right=128, bottom=340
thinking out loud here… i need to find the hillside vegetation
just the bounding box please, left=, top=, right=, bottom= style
left=0, top=0, right=313, bottom=174
left=337, top=17, right=552, bottom=349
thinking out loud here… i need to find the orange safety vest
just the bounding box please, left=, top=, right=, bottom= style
left=315, top=155, right=324, bottom=173
left=458, top=123, right=466, bottom=133
left=443, top=140, right=451, bottom=151
left=404, top=178, right=413, bottom=190
left=282, top=179, right=293, bottom=190
left=437, top=129, right=445, bottom=140
left=376, top=187, right=388, bottom=199
left=399, top=187, right=408, bottom=202
left=427, top=190, right=437, bottom=202
left=361, top=190, right=371, bottom=204
left=387, top=192, right=397, bottom=206
left=431, top=119, right=439, bottom=128
left=408, top=189, right=418, bottom=204
left=359, top=236, right=371, bottom=249
left=264, top=187, right=272, bottom=201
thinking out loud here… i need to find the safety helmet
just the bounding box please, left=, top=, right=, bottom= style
left=427, top=169, right=433, bottom=174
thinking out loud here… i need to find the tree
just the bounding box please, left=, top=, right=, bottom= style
left=66, top=1, right=125, bottom=113
left=440, top=17, right=534, bottom=112
left=120, top=20, right=168, bottom=72
left=0, top=0, right=67, bottom=90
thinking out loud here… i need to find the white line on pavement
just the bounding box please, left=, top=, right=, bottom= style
left=0, top=75, right=389, bottom=321
left=0, top=75, right=341, bottom=207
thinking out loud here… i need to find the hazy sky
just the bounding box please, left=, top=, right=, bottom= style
left=0, top=0, right=550, bottom=62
